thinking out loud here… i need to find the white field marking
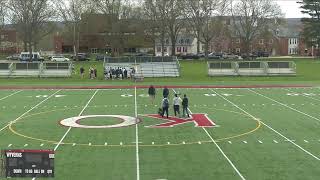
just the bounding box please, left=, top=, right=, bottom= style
left=132, top=142, right=143, bottom=144
left=0, top=90, right=61, bottom=133
left=0, top=90, right=22, bottom=101
left=202, top=128, right=246, bottom=180
left=54, top=90, right=99, bottom=152
left=172, top=89, right=246, bottom=180
left=8, top=144, right=12, bottom=147
left=285, top=139, right=296, bottom=142
left=285, top=88, right=320, bottom=102
left=134, top=86, right=140, bottom=180
left=273, top=140, right=279, bottom=144
left=248, top=89, right=320, bottom=124
left=212, top=89, right=320, bottom=161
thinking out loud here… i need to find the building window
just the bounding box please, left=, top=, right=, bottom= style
left=259, top=39, right=264, bottom=45
left=157, top=47, right=162, bottom=52
left=183, top=47, right=188, bottom=53
left=177, top=47, right=181, bottom=53
left=236, top=38, right=240, bottom=44
left=269, top=39, right=274, bottom=44
left=91, top=48, right=98, bottom=54
left=289, top=48, right=298, bottom=55
left=163, top=47, right=167, bottom=52
left=0, top=35, right=4, bottom=40
left=179, top=39, right=184, bottom=45
left=165, top=39, right=169, bottom=45
left=186, top=39, right=190, bottom=44
left=236, top=48, right=241, bottom=53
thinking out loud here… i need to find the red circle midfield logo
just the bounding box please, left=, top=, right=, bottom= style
left=59, top=114, right=216, bottom=129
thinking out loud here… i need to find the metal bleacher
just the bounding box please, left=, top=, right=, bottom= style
left=0, top=61, right=73, bottom=77
left=104, top=56, right=180, bottom=78
left=208, top=61, right=296, bottom=76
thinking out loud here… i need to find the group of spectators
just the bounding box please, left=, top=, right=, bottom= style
left=79, top=66, right=97, bottom=79
left=79, top=66, right=136, bottom=80
left=104, top=67, right=135, bottom=80
left=148, top=85, right=190, bottom=118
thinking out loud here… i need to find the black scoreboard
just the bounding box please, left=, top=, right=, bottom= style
left=1, top=149, right=54, bottom=178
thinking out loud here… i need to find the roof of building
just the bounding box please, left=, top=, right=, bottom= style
left=277, top=18, right=302, bottom=38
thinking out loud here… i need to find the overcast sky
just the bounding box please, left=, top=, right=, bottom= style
left=277, top=0, right=307, bottom=18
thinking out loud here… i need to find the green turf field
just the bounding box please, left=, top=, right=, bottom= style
left=0, top=87, right=319, bottom=180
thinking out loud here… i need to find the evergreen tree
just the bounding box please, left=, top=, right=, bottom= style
left=298, top=0, right=320, bottom=47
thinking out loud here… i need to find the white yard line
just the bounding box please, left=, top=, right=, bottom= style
left=0, top=90, right=61, bottom=133
left=248, top=89, right=320, bottom=123
left=53, top=89, right=99, bottom=151
left=0, top=90, right=22, bottom=101
left=172, top=89, right=246, bottom=180
left=211, top=89, right=320, bottom=161
left=135, top=86, right=140, bottom=180
left=32, top=89, right=98, bottom=180
left=284, top=88, right=320, bottom=102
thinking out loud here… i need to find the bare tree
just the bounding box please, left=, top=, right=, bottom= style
left=0, top=0, right=7, bottom=29
left=162, top=0, right=184, bottom=56
left=55, top=0, right=94, bottom=57
left=8, top=0, right=56, bottom=59
left=143, top=0, right=167, bottom=56
left=93, top=0, right=122, bottom=17
left=184, top=0, right=227, bottom=57
left=230, top=0, right=283, bottom=57
left=0, top=0, right=8, bottom=51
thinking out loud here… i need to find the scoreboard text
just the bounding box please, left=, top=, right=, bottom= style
left=1, top=149, right=54, bottom=178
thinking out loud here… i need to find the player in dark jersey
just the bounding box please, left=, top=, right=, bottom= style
left=182, top=94, right=189, bottom=118
left=148, top=85, right=156, bottom=104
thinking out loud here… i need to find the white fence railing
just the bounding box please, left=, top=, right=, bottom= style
left=0, top=62, right=73, bottom=77
left=208, top=61, right=296, bottom=76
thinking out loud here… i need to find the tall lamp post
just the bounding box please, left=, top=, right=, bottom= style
left=316, top=44, right=319, bottom=58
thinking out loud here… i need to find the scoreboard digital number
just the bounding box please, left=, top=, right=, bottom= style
left=1, top=149, right=54, bottom=178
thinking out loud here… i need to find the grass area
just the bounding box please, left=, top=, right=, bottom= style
left=0, top=87, right=319, bottom=179
left=0, top=58, right=320, bottom=86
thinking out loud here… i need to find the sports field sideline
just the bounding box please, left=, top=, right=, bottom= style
left=0, top=86, right=319, bottom=180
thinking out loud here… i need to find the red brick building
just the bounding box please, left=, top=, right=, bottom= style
left=0, top=28, right=20, bottom=54
left=54, top=14, right=153, bottom=55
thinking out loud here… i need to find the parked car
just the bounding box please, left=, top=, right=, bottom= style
left=222, top=53, right=240, bottom=60
left=208, top=52, right=223, bottom=59
left=6, top=54, right=20, bottom=60
left=51, top=55, right=70, bottom=62
left=95, top=55, right=111, bottom=61
left=197, top=53, right=206, bottom=58
left=71, top=53, right=90, bottom=61
left=19, top=52, right=44, bottom=61
left=257, top=51, right=270, bottom=57
left=181, top=53, right=200, bottom=60
left=241, top=53, right=258, bottom=60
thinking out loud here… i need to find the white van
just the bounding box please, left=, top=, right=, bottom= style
left=19, top=52, right=44, bottom=61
